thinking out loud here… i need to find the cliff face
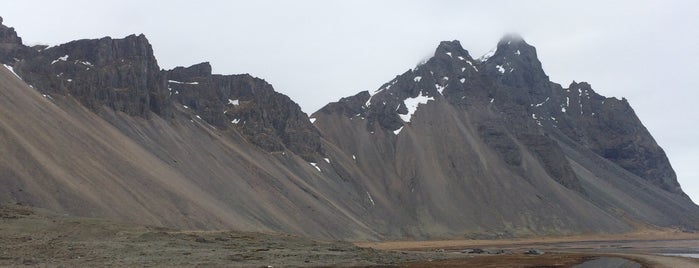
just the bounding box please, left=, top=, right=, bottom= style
left=9, top=34, right=170, bottom=118
left=4, top=22, right=322, bottom=161
left=0, top=18, right=696, bottom=240
left=166, top=62, right=323, bottom=161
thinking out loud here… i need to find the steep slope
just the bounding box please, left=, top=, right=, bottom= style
left=0, top=60, right=383, bottom=239
left=0, top=64, right=242, bottom=229
left=0, top=18, right=376, bottom=239
left=313, top=36, right=699, bottom=238
left=1, top=15, right=697, bottom=241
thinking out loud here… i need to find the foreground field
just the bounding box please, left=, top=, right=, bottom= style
left=0, top=204, right=452, bottom=267
left=2, top=204, right=699, bottom=267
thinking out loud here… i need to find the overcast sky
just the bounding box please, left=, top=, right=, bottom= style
left=3, top=0, right=698, bottom=202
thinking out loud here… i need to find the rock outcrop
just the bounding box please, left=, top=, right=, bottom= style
left=167, top=62, right=323, bottom=161
left=0, top=17, right=22, bottom=63
left=10, top=34, right=171, bottom=118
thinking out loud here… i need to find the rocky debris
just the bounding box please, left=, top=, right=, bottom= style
left=465, top=248, right=485, bottom=254
left=477, top=123, right=522, bottom=166
left=525, top=249, right=544, bottom=255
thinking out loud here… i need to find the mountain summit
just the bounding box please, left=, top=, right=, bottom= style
left=1, top=18, right=697, bottom=240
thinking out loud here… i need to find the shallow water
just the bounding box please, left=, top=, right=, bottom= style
left=661, top=253, right=699, bottom=258
left=572, top=257, right=641, bottom=268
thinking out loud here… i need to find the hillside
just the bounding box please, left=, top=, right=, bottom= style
left=1, top=17, right=697, bottom=240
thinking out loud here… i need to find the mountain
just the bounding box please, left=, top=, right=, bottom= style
left=312, top=36, right=698, bottom=238
left=1, top=17, right=697, bottom=240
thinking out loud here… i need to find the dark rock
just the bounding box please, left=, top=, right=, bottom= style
left=12, top=34, right=171, bottom=118
left=167, top=63, right=324, bottom=161
left=477, top=124, right=522, bottom=166
left=557, top=82, right=684, bottom=195
left=1, top=17, right=323, bottom=161
left=466, top=248, right=485, bottom=254
left=0, top=17, right=31, bottom=64
left=524, top=249, right=544, bottom=255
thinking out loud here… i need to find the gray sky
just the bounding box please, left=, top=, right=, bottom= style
left=3, top=0, right=699, bottom=202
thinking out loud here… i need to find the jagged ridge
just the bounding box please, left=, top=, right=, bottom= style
left=1, top=15, right=697, bottom=240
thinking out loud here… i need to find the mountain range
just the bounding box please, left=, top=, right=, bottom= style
left=1, top=16, right=697, bottom=240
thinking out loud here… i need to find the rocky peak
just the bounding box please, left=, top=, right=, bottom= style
left=168, top=62, right=212, bottom=79
left=0, top=16, right=28, bottom=64
left=324, top=39, right=485, bottom=132
left=434, top=40, right=471, bottom=59
left=165, top=64, right=324, bottom=161
left=11, top=33, right=171, bottom=118
left=483, top=34, right=548, bottom=89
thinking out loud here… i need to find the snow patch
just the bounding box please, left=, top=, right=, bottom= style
left=466, top=60, right=478, bottom=71
left=445, top=52, right=452, bottom=58
left=561, top=107, right=567, bottom=113
left=366, top=191, right=375, bottom=206
left=228, top=99, right=239, bottom=105
left=75, top=60, right=93, bottom=66
left=168, top=80, right=199, bottom=85
left=352, top=154, right=356, bottom=160
left=435, top=83, right=446, bottom=95
left=490, top=98, right=495, bottom=103
left=393, top=126, right=403, bottom=135
left=413, top=76, right=422, bottom=82
left=3, top=64, right=22, bottom=80
left=461, top=67, right=466, bottom=72
left=195, top=115, right=201, bottom=119
left=399, top=91, right=434, bottom=122
left=459, top=78, right=466, bottom=84
left=309, top=118, right=316, bottom=123
left=183, top=105, right=189, bottom=109
left=310, top=162, right=321, bottom=172
left=323, top=158, right=330, bottom=163
left=457, top=56, right=465, bottom=60
left=496, top=65, right=505, bottom=74
left=479, top=48, right=496, bottom=62
left=515, top=50, right=521, bottom=55
left=533, top=97, right=549, bottom=107
left=51, top=55, right=69, bottom=64
left=231, top=119, right=241, bottom=124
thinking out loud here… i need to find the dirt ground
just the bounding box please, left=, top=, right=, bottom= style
left=2, top=204, right=699, bottom=267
